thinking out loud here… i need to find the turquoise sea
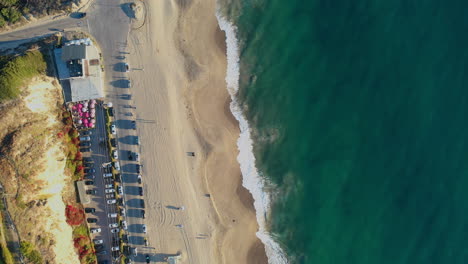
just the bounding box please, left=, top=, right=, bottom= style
left=219, top=0, right=468, bottom=263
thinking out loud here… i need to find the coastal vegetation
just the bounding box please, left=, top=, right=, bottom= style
left=0, top=50, right=46, bottom=102
left=19, top=241, right=42, bottom=264
left=0, top=0, right=72, bottom=27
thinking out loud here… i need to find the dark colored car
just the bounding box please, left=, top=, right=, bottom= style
left=108, top=107, right=114, bottom=117
left=146, top=255, right=150, bottom=263
left=128, top=151, right=134, bottom=160
left=95, top=244, right=104, bottom=251
left=87, top=218, right=98, bottom=223
left=83, top=157, right=93, bottom=163
left=80, top=147, right=91, bottom=152
left=118, top=198, right=125, bottom=206
left=138, top=187, right=143, bottom=196
left=84, top=180, right=94, bottom=185
left=84, top=168, right=96, bottom=174
left=110, top=138, right=117, bottom=148
left=86, top=189, right=97, bottom=195
left=140, top=199, right=145, bottom=208
left=141, top=209, right=145, bottom=219
left=131, top=121, right=136, bottom=130
left=121, top=234, right=129, bottom=244
left=80, top=130, right=92, bottom=136
left=96, top=250, right=107, bottom=256
left=98, top=261, right=108, bottom=264
left=83, top=162, right=94, bottom=168
left=79, top=141, right=91, bottom=147
left=85, top=208, right=95, bottom=213
left=136, top=165, right=141, bottom=173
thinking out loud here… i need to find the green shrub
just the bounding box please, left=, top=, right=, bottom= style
left=20, top=241, right=42, bottom=264
left=0, top=7, right=20, bottom=23
left=0, top=50, right=46, bottom=102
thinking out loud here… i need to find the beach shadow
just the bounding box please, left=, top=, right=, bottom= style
left=121, top=173, right=138, bottom=183
left=120, top=3, right=136, bottom=19
left=110, top=79, right=130, bottom=88
left=166, top=205, right=180, bottom=210
left=122, top=163, right=136, bottom=173
left=129, top=234, right=144, bottom=245
left=126, top=198, right=144, bottom=208
left=114, top=119, right=133, bottom=129
left=113, top=62, right=128, bottom=72
left=127, top=208, right=143, bottom=218
left=118, top=135, right=135, bottom=145
left=115, top=55, right=126, bottom=60
left=124, top=186, right=140, bottom=196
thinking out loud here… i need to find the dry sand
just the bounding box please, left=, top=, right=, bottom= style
left=127, top=0, right=267, bottom=263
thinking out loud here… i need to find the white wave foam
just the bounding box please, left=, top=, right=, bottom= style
left=215, top=9, right=289, bottom=264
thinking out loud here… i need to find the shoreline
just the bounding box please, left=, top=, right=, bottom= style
left=215, top=9, right=290, bottom=264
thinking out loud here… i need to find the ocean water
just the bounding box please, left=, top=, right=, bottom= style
left=218, top=1, right=468, bottom=264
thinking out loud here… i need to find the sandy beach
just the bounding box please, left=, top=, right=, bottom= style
left=126, top=0, right=267, bottom=263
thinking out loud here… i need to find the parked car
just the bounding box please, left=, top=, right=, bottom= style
left=80, top=130, right=92, bottom=136
left=103, top=173, right=113, bottom=178
left=96, top=250, right=107, bottom=256
left=86, top=189, right=97, bottom=195
left=93, top=239, right=104, bottom=245
left=114, top=161, right=120, bottom=171
left=107, top=199, right=117, bottom=205
left=131, top=120, right=136, bottom=130
left=84, top=174, right=95, bottom=180
left=80, top=141, right=91, bottom=147
left=105, top=184, right=114, bottom=188
left=135, top=153, right=140, bottom=162
left=112, top=150, right=118, bottom=159
left=90, top=228, right=101, bottom=234
left=122, top=234, right=129, bottom=244
left=83, top=157, right=93, bottom=162
left=117, top=186, right=123, bottom=195
left=134, top=136, right=140, bottom=145
left=144, top=238, right=149, bottom=247
left=121, top=220, right=127, bottom=230
left=140, top=199, right=145, bottom=208
left=105, top=188, right=115, bottom=194
left=137, top=175, right=142, bottom=184
left=83, top=162, right=94, bottom=168
left=85, top=208, right=96, bottom=213
left=84, top=180, right=94, bottom=185
left=106, top=193, right=116, bottom=199
left=128, top=151, right=134, bottom=160
left=111, top=124, right=116, bottom=135
left=136, top=165, right=141, bottom=173
left=84, top=168, right=95, bottom=173
left=146, top=254, right=150, bottom=263
left=124, top=63, right=129, bottom=72
left=108, top=213, right=118, bottom=218
left=80, top=147, right=91, bottom=152
left=141, top=209, right=145, bottom=219
left=110, top=228, right=119, bottom=233
left=138, top=187, right=143, bottom=196
left=142, top=224, right=147, bottom=233
left=110, top=138, right=117, bottom=148
left=87, top=218, right=98, bottom=223
left=118, top=198, right=125, bottom=206
left=95, top=244, right=104, bottom=251
left=109, top=223, right=119, bottom=228
left=111, top=246, right=120, bottom=252
left=79, top=136, right=91, bottom=141
left=131, top=247, right=137, bottom=256
left=120, top=207, right=126, bottom=217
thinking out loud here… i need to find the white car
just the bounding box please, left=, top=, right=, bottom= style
left=105, top=184, right=113, bottom=188
left=90, top=228, right=101, bottom=234
left=93, top=239, right=103, bottom=245
left=103, top=173, right=113, bottom=178
left=142, top=224, right=147, bottom=233
left=113, top=161, right=120, bottom=171
left=105, top=188, right=115, bottom=194
left=121, top=220, right=127, bottom=230
left=112, top=150, right=118, bottom=159
left=108, top=213, right=117, bottom=218
left=120, top=207, right=126, bottom=217
left=117, top=186, right=123, bottom=195
left=124, top=63, right=129, bottom=72
left=111, top=246, right=120, bottom=252
left=109, top=223, right=119, bottom=228
left=110, top=124, right=116, bottom=135
left=110, top=228, right=119, bottom=233
left=107, top=199, right=116, bottom=205
left=135, top=153, right=140, bottom=162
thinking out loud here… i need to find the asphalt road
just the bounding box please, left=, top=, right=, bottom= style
left=0, top=0, right=151, bottom=263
